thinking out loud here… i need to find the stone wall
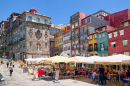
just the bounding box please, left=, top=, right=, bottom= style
left=26, top=22, right=50, bottom=58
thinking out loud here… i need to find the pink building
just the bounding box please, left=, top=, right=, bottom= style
left=104, top=9, right=130, bottom=28
left=108, top=19, right=130, bottom=56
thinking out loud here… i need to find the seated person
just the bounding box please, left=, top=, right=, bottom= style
left=106, top=70, right=110, bottom=80
left=105, top=70, right=110, bottom=84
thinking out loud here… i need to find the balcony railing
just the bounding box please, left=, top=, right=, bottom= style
left=98, top=46, right=108, bottom=52
left=75, top=35, right=79, bottom=38
left=87, top=48, right=93, bottom=52
left=87, top=47, right=98, bottom=52
left=94, top=47, right=98, bottom=51
left=83, top=47, right=88, bottom=50
left=13, top=37, right=25, bottom=44
left=80, top=40, right=83, bottom=43
left=70, top=15, right=79, bottom=22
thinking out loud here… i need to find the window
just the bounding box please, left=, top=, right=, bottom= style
left=36, top=18, right=40, bottom=22
left=28, top=16, right=32, bottom=21
left=45, top=43, right=47, bottom=48
left=101, top=43, right=104, bottom=51
left=64, top=47, right=65, bottom=51
left=89, top=35, right=92, bottom=40
left=108, top=33, right=112, bottom=39
left=124, top=52, right=129, bottom=56
left=37, top=43, right=41, bottom=50
left=102, top=33, right=105, bottom=38
left=72, top=24, right=74, bottom=29
left=112, top=53, right=117, bottom=55
left=99, top=34, right=101, bottom=38
left=111, top=42, right=116, bottom=48
left=122, top=40, right=128, bottom=46
left=72, top=50, right=75, bottom=55
left=68, top=46, right=70, bottom=50
left=94, top=34, right=97, bottom=39
left=84, top=26, right=87, bottom=32
left=124, top=21, right=129, bottom=27
left=44, top=19, right=48, bottom=24
left=75, top=22, right=78, bottom=27
left=113, top=32, right=118, bottom=37
left=119, top=29, right=124, bottom=36
left=20, top=27, right=22, bottom=31
left=80, top=28, right=83, bottom=33
left=76, top=50, right=78, bottom=54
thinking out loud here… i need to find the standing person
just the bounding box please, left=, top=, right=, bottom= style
left=11, top=58, right=12, bottom=61
left=99, top=65, right=105, bottom=85
left=9, top=64, right=13, bottom=76
left=13, top=62, right=15, bottom=68
left=126, top=70, right=130, bottom=78
left=6, top=62, right=9, bottom=68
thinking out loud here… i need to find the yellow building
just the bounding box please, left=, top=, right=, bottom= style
left=54, top=30, right=63, bottom=55
left=88, top=32, right=98, bottom=56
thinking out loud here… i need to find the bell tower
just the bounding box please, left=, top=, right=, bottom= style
left=29, top=8, right=37, bottom=14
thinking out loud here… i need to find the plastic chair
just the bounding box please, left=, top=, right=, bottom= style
left=88, top=73, right=92, bottom=78
left=86, top=72, right=88, bottom=78
left=123, top=79, right=129, bottom=86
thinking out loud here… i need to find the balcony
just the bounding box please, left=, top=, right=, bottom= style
left=13, top=37, right=25, bottom=45
left=80, top=40, right=83, bottom=43
left=75, top=35, right=79, bottom=38
left=83, top=47, right=88, bottom=50
left=94, top=47, right=98, bottom=51
left=70, top=36, right=75, bottom=40
left=87, top=48, right=93, bottom=52
left=83, top=39, right=88, bottom=42
left=80, top=48, right=83, bottom=51
left=98, top=46, right=108, bottom=52
left=8, top=43, right=13, bottom=46
left=70, top=15, right=79, bottom=23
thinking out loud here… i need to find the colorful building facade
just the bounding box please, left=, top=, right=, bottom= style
left=88, top=33, right=98, bottom=56
left=104, top=9, right=130, bottom=28
left=62, top=26, right=71, bottom=56
left=108, top=19, right=130, bottom=56
left=70, top=12, right=88, bottom=56
left=96, top=25, right=116, bottom=57
left=79, top=24, right=88, bottom=57
left=54, top=30, right=63, bottom=55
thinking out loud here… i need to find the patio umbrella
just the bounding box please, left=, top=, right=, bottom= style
left=40, top=56, right=75, bottom=63
left=95, top=54, right=130, bottom=65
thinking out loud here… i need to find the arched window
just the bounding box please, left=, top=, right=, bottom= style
left=36, top=43, right=41, bottom=50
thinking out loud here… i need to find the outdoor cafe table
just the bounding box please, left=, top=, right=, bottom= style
left=110, top=74, right=117, bottom=83
left=124, top=79, right=130, bottom=82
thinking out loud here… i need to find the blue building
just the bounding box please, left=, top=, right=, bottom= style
left=96, top=25, right=108, bottom=57
left=79, top=15, right=109, bottom=57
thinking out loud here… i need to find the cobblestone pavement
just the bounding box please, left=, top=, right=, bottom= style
left=0, top=59, right=98, bottom=86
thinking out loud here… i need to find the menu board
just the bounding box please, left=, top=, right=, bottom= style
left=55, top=70, right=59, bottom=80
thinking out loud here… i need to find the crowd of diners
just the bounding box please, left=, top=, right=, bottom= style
left=33, top=64, right=130, bottom=85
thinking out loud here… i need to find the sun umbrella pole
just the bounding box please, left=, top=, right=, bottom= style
left=66, top=63, right=67, bottom=70
left=94, top=63, right=96, bottom=69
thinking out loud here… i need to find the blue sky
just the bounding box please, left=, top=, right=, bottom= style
left=0, top=0, right=130, bottom=25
